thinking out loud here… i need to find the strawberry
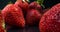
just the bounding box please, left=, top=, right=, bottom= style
left=14, top=0, right=23, bottom=8
left=0, top=10, right=6, bottom=32
left=14, top=0, right=29, bottom=18
left=26, top=9, right=41, bottom=26
left=39, top=3, right=60, bottom=32
left=26, top=1, right=42, bottom=26
left=1, top=4, right=25, bottom=28
left=29, top=1, right=42, bottom=13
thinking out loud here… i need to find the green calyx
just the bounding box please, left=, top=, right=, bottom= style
left=36, top=0, right=45, bottom=8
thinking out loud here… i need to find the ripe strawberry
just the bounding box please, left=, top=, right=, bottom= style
left=39, top=3, right=60, bottom=32
left=1, top=4, right=25, bottom=28
left=14, top=0, right=23, bottom=8
left=15, top=0, right=29, bottom=10
left=0, top=11, right=6, bottom=32
left=29, top=1, right=42, bottom=12
left=14, top=0, right=29, bottom=18
left=26, top=9, right=41, bottom=26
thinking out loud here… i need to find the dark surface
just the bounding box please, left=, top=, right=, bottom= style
left=7, top=26, right=39, bottom=32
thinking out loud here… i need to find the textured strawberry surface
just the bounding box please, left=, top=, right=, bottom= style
left=26, top=9, right=41, bottom=26
left=29, top=1, right=42, bottom=10
left=14, top=0, right=29, bottom=18
left=0, top=11, right=5, bottom=32
left=1, top=4, right=25, bottom=28
left=0, top=26, right=5, bottom=32
left=39, top=3, right=60, bottom=32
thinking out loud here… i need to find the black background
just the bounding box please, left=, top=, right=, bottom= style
left=43, top=0, right=60, bottom=8
left=0, top=0, right=60, bottom=9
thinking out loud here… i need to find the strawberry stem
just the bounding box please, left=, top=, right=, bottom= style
left=36, top=0, right=45, bottom=8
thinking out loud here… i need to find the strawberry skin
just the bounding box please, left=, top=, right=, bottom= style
left=39, top=3, right=60, bottom=32
left=1, top=4, right=25, bottom=28
left=26, top=9, right=41, bottom=26
left=0, top=11, right=6, bottom=32
left=0, top=26, right=5, bottom=32
left=29, top=1, right=42, bottom=12
left=14, top=0, right=29, bottom=18
left=14, top=0, right=23, bottom=8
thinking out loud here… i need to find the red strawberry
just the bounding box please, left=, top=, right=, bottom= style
left=14, top=0, right=23, bottom=8
left=39, top=3, right=60, bottom=32
left=14, top=0, right=28, bottom=10
left=1, top=4, right=25, bottom=28
left=26, top=9, right=41, bottom=26
left=14, top=0, right=29, bottom=17
left=29, top=1, right=42, bottom=12
left=0, top=26, right=6, bottom=32
left=0, top=11, right=6, bottom=32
